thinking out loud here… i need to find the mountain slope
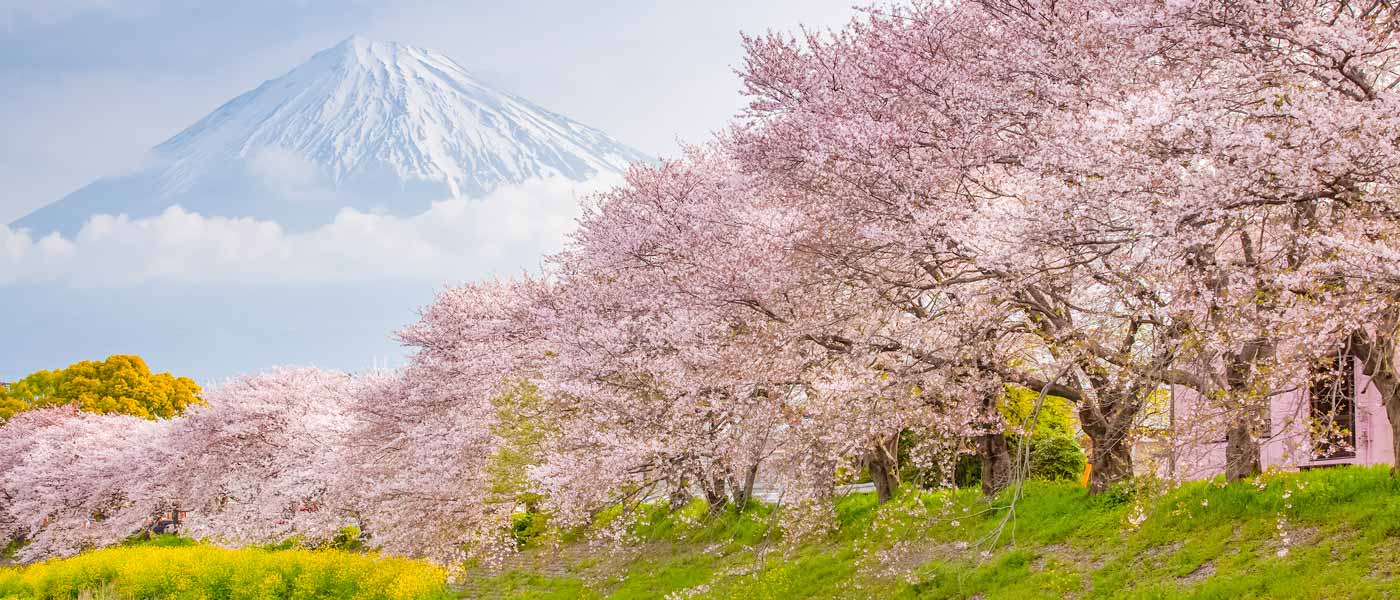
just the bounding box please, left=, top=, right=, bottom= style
left=13, top=35, right=649, bottom=237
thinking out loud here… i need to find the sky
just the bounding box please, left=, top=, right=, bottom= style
left=0, top=1, right=864, bottom=383
left=0, top=0, right=861, bottom=223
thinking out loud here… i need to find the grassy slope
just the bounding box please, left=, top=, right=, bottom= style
left=468, top=466, right=1400, bottom=599
left=6, top=467, right=1400, bottom=599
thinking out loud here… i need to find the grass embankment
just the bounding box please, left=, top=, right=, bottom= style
left=0, top=536, right=452, bottom=600
left=5, top=467, right=1400, bottom=599
left=468, top=466, right=1400, bottom=599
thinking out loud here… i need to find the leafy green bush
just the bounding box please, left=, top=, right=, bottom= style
left=511, top=510, right=551, bottom=548
left=327, top=525, right=366, bottom=552
left=1025, top=435, right=1087, bottom=481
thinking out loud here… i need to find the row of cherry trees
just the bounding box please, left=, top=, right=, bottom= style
left=4, top=0, right=1399, bottom=564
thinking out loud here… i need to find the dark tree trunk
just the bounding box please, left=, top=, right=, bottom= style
left=864, top=433, right=901, bottom=504
left=977, top=432, right=1013, bottom=497
left=868, top=453, right=895, bottom=504
left=971, top=386, right=1013, bottom=497
left=730, top=461, right=760, bottom=509
left=1087, top=432, right=1134, bottom=493
left=1079, top=398, right=1138, bottom=493
left=1222, top=341, right=1273, bottom=482
left=1224, top=417, right=1263, bottom=481
left=702, top=475, right=728, bottom=513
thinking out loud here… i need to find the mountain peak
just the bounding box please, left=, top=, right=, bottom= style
left=13, top=38, right=650, bottom=236
left=331, top=34, right=374, bottom=59
left=323, top=35, right=424, bottom=70
left=337, top=33, right=372, bottom=47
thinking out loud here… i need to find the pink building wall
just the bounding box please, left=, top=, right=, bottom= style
left=1166, top=359, right=1393, bottom=480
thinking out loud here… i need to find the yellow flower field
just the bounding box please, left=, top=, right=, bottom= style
left=0, top=544, right=452, bottom=600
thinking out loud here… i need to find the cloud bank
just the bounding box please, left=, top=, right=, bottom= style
left=0, top=176, right=612, bottom=287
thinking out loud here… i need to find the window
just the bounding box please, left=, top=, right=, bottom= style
left=1311, top=350, right=1356, bottom=460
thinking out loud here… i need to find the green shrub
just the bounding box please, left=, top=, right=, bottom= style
left=511, top=511, right=551, bottom=548
left=1025, top=434, right=1087, bottom=481
left=327, top=525, right=366, bottom=552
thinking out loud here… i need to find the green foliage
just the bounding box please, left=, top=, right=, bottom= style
left=511, top=511, right=551, bottom=549
left=486, top=382, right=552, bottom=512
left=1, top=538, right=22, bottom=562
left=906, top=385, right=1087, bottom=489
left=952, top=452, right=981, bottom=489
left=1000, top=384, right=1077, bottom=438
left=0, top=354, right=203, bottom=423
left=465, top=466, right=1400, bottom=599
left=121, top=534, right=196, bottom=549
left=1001, top=385, right=1086, bottom=481
left=1097, top=480, right=1139, bottom=507
left=1024, top=435, right=1088, bottom=481
left=327, top=525, right=366, bottom=552
left=0, top=544, right=451, bottom=599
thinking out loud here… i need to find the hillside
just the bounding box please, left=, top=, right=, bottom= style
left=7, top=467, right=1400, bottom=599
left=463, top=466, right=1400, bottom=599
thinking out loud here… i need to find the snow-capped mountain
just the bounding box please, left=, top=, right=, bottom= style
left=13, top=35, right=649, bottom=236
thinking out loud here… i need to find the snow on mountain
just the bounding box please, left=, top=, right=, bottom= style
left=13, top=35, right=650, bottom=237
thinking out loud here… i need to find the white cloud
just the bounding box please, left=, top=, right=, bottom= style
left=0, top=176, right=613, bottom=286
left=246, top=147, right=321, bottom=194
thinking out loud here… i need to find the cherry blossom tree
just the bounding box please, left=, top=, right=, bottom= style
left=0, top=407, right=173, bottom=561
left=168, top=368, right=360, bottom=547
left=734, top=0, right=1400, bottom=486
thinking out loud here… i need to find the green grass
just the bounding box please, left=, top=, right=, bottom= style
left=7, top=468, right=1400, bottom=598
left=468, top=466, right=1400, bottom=599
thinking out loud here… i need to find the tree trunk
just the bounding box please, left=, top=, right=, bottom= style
left=702, top=475, right=728, bottom=513
left=808, top=455, right=838, bottom=504
left=868, top=452, right=895, bottom=504
left=1224, top=418, right=1262, bottom=481
left=1088, top=432, right=1134, bottom=493
left=864, top=433, right=901, bottom=504
left=977, top=433, right=1013, bottom=497
left=1220, top=338, right=1275, bottom=482
left=1077, top=390, right=1139, bottom=493
left=1222, top=364, right=1269, bottom=481
left=1221, top=375, right=1268, bottom=481
left=730, top=461, right=760, bottom=509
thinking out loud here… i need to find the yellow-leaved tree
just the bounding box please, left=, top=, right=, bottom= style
left=0, top=355, right=203, bottom=423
